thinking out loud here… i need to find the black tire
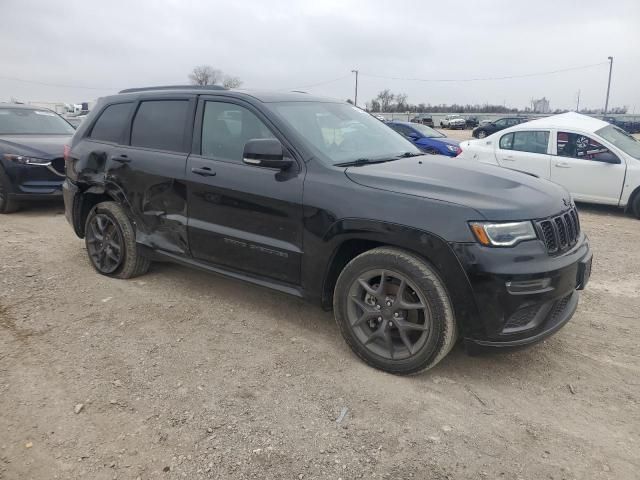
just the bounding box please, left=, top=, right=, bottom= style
left=84, top=201, right=150, bottom=279
left=477, top=130, right=487, bottom=139
left=632, top=193, right=640, bottom=219
left=333, top=247, right=457, bottom=375
left=0, top=168, right=20, bottom=214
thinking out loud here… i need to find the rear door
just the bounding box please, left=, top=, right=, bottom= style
left=105, top=97, right=195, bottom=254
left=550, top=131, right=626, bottom=204
left=495, top=130, right=551, bottom=178
left=185, top=96, right=304, bottom=284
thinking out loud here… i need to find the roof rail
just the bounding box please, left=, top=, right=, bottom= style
left=118, top=85, right=227, bottom=94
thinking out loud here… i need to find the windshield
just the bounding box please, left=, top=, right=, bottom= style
left=269, top=102, right=420, bottom=165
left=0, top=108, right=75, bottom=135
left=412, top=123, right=445, bottom=138
left=596, top=124, right=640, bottom=160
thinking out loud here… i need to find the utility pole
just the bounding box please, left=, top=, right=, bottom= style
left=351, top=69, right=359, bottom=107
left=604, top=56, right=613, bottom=114
left=576, top=89, right=580, bottom=112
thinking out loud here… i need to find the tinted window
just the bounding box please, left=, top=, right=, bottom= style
left=130, top=100, right=190, bottom=152
left=557, top=132, right=609, bottom=160
left=90, top=103, right=133, bottom=143
left=499, top=132, right=513, bottom=149
left=201, top=102, right=275, bottom=162
left=511, top=131, right=549, bottom=154
left=494, top=119, right=507, bottom=127
left=390, top=124, right=414, bottom=137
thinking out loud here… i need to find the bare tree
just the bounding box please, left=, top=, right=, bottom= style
left=222, top=75, right=243, bottom=89
left=375, top=89, right=395, bottom=112
left=188, top=65, right=222, bottom=86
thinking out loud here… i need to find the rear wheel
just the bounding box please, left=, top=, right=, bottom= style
left=0, top=168, right=20, bottom=214
left=334, top=247, right=457, bottom=375
left=632, top=192, right=640, bottom=219
left=84, top=201, right=150, bottom=278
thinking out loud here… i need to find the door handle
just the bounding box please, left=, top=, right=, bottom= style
left=191, top=166, right=217, bottom=177
left=502, top=156, right=515, bottom=161
left=111, top=154, right=131, bottom=163
left=555, top=161, right=570, bottom=168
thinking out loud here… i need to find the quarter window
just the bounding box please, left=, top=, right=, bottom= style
left=499, top=133, right=513, bottom=150
left=557, top=132, right=610, bottom=160
left=90, top=103, right=133, bottom=144
left=130, top=100, right=190, bottom=152
left=201, top=102, right=275, bottom=163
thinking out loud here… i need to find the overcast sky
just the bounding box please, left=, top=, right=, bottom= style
left=1, top=0, right=638, bottom=112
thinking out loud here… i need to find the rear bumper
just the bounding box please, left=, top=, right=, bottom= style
left=452, top=235, right=591, bottom=349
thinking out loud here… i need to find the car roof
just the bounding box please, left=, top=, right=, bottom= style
left=518, top=112, right=608, bottom=133
left=110, top=86, right=339, bottom=104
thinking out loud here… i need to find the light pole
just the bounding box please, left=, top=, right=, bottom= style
left=351, top=69, right=359, bottom=107
left=604, top=56, right=613, bottom=114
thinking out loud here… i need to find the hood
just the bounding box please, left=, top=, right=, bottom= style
left=344, top=156, right=571, bottom=221
left=0, top=134, right=71, bottom=159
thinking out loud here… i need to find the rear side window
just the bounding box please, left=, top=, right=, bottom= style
left=90, top=103, right=133, bottom=143
left=130, top=100, right=190, bottom=152
left=500, top=131, right=549, bottom=154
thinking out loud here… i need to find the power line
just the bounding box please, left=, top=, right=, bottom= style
left=359, top=62, right=609, bottom=83
left=279, top=74, right=350, bottom=91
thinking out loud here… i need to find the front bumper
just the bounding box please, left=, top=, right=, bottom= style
left=2, top=160, right=65, bottom=197
left=452, top=234, right=591, bottom=350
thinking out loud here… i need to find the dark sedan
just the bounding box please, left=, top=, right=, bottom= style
left=0, top=104, right=74, bottom=213
left=472, top=117, right=529, bottom=139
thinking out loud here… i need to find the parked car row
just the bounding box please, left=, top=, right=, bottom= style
left=1, top=88, right=604, bottom=375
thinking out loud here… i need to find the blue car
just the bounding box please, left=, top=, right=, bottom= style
left=387, top=121, right=461, bottom=157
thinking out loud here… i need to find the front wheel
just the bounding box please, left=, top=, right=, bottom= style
left=0, top=168, right=20, bottom=214
left=477, top=130, right=487, bottom=139
left=334, top=247, right=457, bottom=375
left=84, top=201, right=151, bottom=278
left=632, top=193, right=640, bottom=219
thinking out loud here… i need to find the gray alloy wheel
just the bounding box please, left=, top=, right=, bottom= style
left=334, top=247, right=457, bottom=375
left=84, top=201, right=151, bottom=279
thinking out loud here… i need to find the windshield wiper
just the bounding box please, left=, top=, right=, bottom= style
left=396, top=151, right=422, bottom=158
left=334, top=158, right=396, bottom=167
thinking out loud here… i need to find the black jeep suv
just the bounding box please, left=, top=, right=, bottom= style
left=63, top=86, right=592, bottom=374
left=0, top=104, right=74, bottom=213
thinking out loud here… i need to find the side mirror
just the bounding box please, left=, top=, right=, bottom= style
left=592, top=151, right=621, bottom=164
left=243, top=138, right=293, bottom=169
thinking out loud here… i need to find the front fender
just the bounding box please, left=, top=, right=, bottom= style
left=302, top=218, right=479, bottom=337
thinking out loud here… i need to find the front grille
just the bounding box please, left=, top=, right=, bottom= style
left=535, top=207, right=580, bottom=255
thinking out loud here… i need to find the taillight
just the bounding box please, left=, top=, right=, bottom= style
left=63, top=144, right=71, bottom=168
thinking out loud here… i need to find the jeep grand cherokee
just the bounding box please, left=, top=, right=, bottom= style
left=63, top=86, right=592, bottom=374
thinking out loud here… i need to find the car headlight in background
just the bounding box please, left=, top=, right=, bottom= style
left=445, top=144, right=462, bottom=156
left=3, top=154, right=51, bottom=165
left=469, top=221, right=537, bottom=247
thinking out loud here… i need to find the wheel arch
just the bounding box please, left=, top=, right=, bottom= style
left=316, top=219, right=479, bottom=336
left=624, top=184, right=640, bottom=215
left=73, top=183, right=131, bottom=237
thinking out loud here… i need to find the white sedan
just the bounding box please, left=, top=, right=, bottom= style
left=457, top=112, right=640, bottom=218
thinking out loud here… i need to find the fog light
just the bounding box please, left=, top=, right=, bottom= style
left=506, top=278, right=553, bottom=295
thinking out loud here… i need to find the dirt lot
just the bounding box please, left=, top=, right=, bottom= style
left=1, top=201, right=639, bottom=480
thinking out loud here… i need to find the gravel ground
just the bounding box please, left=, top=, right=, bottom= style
left=1, top=201, right=639, bottom=480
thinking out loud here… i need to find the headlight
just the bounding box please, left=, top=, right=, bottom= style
left=469, top=221, right=537, bottom=247
left=3, top=154, right=51, bottom=166
left=445, top=145, right=459, bottom=152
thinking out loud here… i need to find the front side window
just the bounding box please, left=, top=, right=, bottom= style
left=130, top=100, right=189, bottom=152
left=412, top=123, right=444, bottom=138
left=90, top=103, right=133, bottom=144
left=269, top=102, right=420, bottom=165
left=511, top=131, right=549, bottom=154
left=0, top=108, right=75, bottom=135
left=494, top=119, right=507, bottom=128
left=557, top=131, right=609, bottom=160
left=201, top=102, right=275, bottom=163
left=389, top=124, right=413, bottom=137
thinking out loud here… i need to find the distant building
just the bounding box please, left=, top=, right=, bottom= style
left=532, top=97, right=550, bottom=114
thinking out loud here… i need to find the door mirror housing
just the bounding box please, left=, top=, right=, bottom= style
left=243, top=138, right=293, bottom=169
left=592, top=151, right=621, bottom=164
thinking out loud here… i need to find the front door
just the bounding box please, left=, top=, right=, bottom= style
left=186, top=97, right=304, bottom=284
left=550, top=131, right=626, bottom=205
